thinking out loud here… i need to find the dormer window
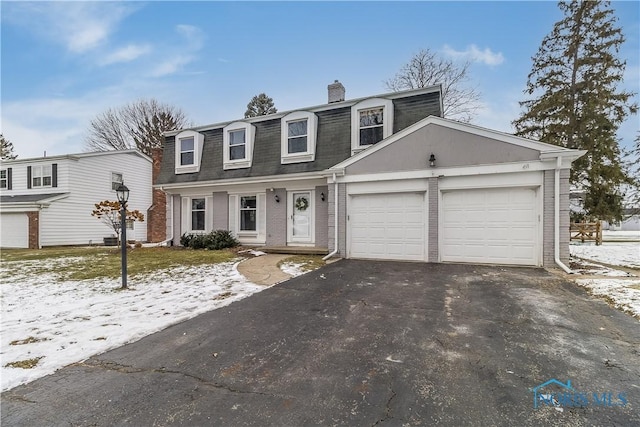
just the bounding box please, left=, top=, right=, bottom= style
left=175, top=130, right=204, bottom=174
left=351, top=98, right=394, bottom=154
left=223, top=122, right=255, bottom=170
left=281, top=111, right=317, bottom=164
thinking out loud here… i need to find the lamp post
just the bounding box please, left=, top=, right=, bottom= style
left=116, top=183, right=130, bottom=289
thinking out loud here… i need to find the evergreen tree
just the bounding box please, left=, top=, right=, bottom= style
left=244, top=93, right=277, bottom=118
left=513, top=0, right=637, bottom=222
left=0, top=134, right=17, bottom=160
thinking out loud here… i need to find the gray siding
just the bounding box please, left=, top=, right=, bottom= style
left=172, top=194, right=181, bottom=244
left=315, top=185, right=329, bottom=248
left=393, top=92, right=442, bottom=133
left=212, top=192, right=228, bottom=230
left=543, top=169, right=570, bottom=267
left=266, top=188, right=287, bottom=246
left=428, top=177, right=439, bottom=262
left=346, top=124, right=540, bottom=175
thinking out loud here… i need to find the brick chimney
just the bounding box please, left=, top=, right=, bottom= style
left=147, top=147, right=167, bottom=243
left=328, top=80, right=345, bottom=103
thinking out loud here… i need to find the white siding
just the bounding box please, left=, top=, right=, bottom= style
left=11, top=152, right=153, bottom=246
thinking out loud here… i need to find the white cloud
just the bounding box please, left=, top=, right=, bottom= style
left=2, top=2, right=137, bottom=54
left=99, top=44, right=152, bottom=66
left=151, top=55, right=195, bottom=77
left=149, top=25, right=205, bottom=77
left=443, top=44, right=505, bottom=66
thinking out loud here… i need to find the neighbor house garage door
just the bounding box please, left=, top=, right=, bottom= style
left=441, top=187, right=539, bottom=266
left=349, top=192, right=426, bottom=261
left=0, top=213, right=29, bottom=248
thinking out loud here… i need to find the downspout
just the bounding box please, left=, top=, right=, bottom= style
left=323, top=173, right=339, bottom=261
left=554, top=156, right=573, bottom=273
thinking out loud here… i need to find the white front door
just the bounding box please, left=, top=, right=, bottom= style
left=288, top=191, right=314, bottom=244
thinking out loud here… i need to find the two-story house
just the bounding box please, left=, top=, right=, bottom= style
left=0, top=150, right=152, bottom=248
left=155, top=82, right=585, bottom=268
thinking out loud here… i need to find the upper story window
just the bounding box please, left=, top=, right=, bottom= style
left=281, top=111, right=317, bottom=164
left=0, top=170, right=7, bottom=189
left=223, top=122, right=255, bottom=170
left=32, top=165, right=52, bottom=187
left=111, top=172, right=123, bottom=191
left=174, top=130, right=205, bottom=174
left=351, top=98, right=394, bottom=154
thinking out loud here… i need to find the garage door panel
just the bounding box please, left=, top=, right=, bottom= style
left=441, top=187, right=539, bottom=266
left=349, top=192, right=426, bottom=261
left=1, top=213, right=29, bottom=248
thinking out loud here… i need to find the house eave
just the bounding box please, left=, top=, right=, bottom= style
left=155, top=171, right=328, bottom=191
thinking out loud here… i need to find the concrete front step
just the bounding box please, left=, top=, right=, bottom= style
left=262, top=246, right=329, bottom=256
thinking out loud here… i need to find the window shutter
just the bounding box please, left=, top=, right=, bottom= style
left=27, top=166, right=32, bottom=189
left=7, top=168, right=12, bottom=190
left=52, top=163, right=58, bottom=187
left=228, top=195, right=238, bottom=236
left=257, top=193, right=266, bottom=242
left=181, top=197, right=190, bottom=237
left=205, top=196, right=213, bottom=231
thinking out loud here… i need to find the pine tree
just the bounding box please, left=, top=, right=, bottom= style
left=513, top=0, right=637, bottom=222
left=0, top=134, right=17, bottom=160
left=244, top=93, right=277, bottom=118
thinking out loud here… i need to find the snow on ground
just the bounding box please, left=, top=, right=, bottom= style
left=0, top=259, right=265, bottom=392
left=570, top=234, right=640, bottom=320
left=279, top=262, right=307, bottom=277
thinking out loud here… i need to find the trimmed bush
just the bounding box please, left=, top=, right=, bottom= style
left=180, top=230, right=239, bottom=250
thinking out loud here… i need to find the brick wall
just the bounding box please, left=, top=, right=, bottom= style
left=27, top=211, right=39, bottom=249
left=147, top=147, right=167, bottom=242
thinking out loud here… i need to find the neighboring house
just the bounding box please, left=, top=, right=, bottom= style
left=154, top=82, right=585, bottom=267
left=602, top=208, right=640, bottom=231
left=0, top=150, right=152, bottom=248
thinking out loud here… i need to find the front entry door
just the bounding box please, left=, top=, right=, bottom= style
left=288, top=191, right=313, bottom=244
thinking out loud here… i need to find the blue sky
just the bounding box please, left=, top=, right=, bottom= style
left=2, top=1, right=638, bottom=159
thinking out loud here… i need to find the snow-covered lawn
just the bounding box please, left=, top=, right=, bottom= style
left=1, top=252, right=315, bottom=392
left=570, top=234, right=640, bottom=320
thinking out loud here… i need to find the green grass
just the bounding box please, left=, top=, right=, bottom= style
left=278, top=255, right=326, bottom=272
left=1, top=246, right=237, bottom=281
left=5, top=357, right=43, bottom=369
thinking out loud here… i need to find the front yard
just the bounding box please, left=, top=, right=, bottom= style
left=0, top=247, right=318, bottom=392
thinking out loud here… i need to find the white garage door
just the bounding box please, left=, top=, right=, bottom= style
left=441, top=187, right=539, bottom=266
left=0, top=213, right=29, bottom=248
left=349, top=192, right=426, bottom=261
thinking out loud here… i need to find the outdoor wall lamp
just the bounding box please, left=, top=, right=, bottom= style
left=275, top=194, right=280, bottom=203
left=321, top=192, right=325, bottom=201
left=115, top=183, right=130, bottom=290
left=429, top=153, right=436, bottom=167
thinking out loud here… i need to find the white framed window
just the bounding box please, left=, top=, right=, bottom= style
left=111, top=172, right=123, bottom=191
left=126, top=219, right=135, bottom=230
left=0, top=170, right=7, bottom=189
left=239, top=195, right=257, bottom=232
left=174, top=130, right=205, bottom=174
left=351, top=98, right=394, bottom=153
left=223, top=122, right=255, bottom=170
left=191, top=198, right=206, bottom=231
left=281, top=111, right=317, bottom=164
left=32, top=165, right=52, bottom=188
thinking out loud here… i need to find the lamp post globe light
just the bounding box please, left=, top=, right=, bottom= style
left=115, top=183, right=130, bottom=289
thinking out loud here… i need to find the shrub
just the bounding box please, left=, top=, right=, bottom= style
left=180, top=230, right=239, bottom=250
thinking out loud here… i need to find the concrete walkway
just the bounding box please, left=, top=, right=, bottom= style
left=236, top=254, right=292, bottom=286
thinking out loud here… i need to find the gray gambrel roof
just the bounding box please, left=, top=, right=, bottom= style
left=156, top=87, right=443, bottom=186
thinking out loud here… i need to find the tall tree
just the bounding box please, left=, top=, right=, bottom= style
left=244, top=93, right=277, bottom=118
left=85, top=99, right=190, bottom=157
left=513, top=0, right=637, bottom=222
left=623, top=132, right=640, bottom=216
left=1, top=134, right=18, bottom=160
left=384, top=48, right=481, bottom=122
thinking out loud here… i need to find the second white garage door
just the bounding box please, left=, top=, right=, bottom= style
left=349, top=192, right=426, bottom=261
left=441, top=187, right=539, bottom=266
left=0, top=213, right=29, bottom=248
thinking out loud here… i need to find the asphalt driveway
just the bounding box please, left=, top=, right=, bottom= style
left=2, top=260, right=639, bottom=426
